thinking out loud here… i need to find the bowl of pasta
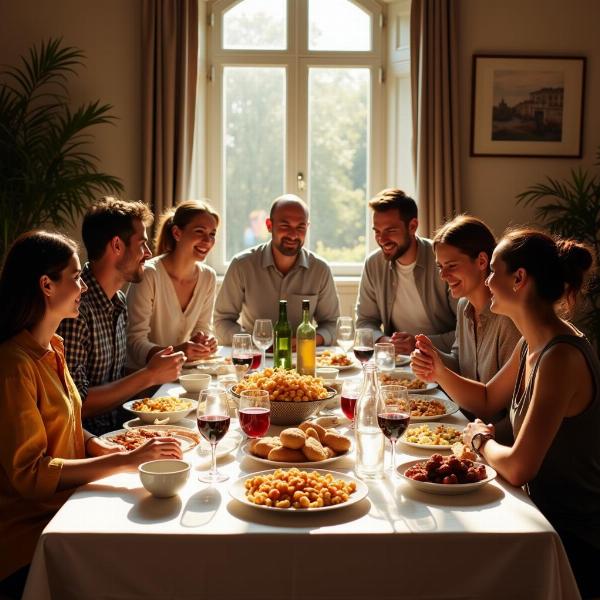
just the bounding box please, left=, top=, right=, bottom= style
left=230, top=368, right=336, bottom=425
left=123, top=396, right=197, bottom=424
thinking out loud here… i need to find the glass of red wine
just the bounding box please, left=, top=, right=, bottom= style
left=377, top=384, right=410, bottom=474
left=197, top=388, right=231, bottom=483
left=340, top=378, right=362, bottom=428
left=232, top=333, right=254, bottom=378
left=353, top=328, right=374, bottom=366
left=238, top=389, right=270, bottom=439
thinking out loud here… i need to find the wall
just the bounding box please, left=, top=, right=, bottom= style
left=0, top=0, right=143, bottom=246
left=456, top=0, right=600, bottom=237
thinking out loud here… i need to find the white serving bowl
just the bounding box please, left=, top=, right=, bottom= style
left=138, top=459, right=190, bottom=498
left=123, top=398, right=197, bottom=424
left=316, top=367, right=339, bottom=380
left=178, top=373, right=211, bottom=394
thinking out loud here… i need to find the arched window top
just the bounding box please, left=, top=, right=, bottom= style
left=308, top=0, right=371, bottom=51
left=223, top=0, right=287, bottom=50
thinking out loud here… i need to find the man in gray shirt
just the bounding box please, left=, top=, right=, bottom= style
left=356, top=189, right=456, bottom=354
left=215, top=195, right=340, bottom=345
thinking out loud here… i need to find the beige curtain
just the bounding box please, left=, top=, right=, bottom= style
left=142, top=0, right=198, bottom=220
left=410, top=0, right=461, bottom=236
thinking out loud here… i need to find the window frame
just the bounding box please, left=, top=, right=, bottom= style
left=202, top=0, right=386, bottom=276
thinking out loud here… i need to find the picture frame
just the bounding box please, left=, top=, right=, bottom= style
left=470, top=55, right=586, bottom=158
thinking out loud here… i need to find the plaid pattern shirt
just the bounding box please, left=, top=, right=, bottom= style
left=58, top=263, right=128, bottom=435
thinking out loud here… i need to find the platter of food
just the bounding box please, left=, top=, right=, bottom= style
left=229, top=467, right=368, bottom=512
left=379, top=369, right=438, bottom=393
left=242, top=422, right=352, bottom=467
left=123, top=396, right=198, bottom=424
left=100, top=425, right=201, bottom=452
left=400, top=422, right=463, bottom=450
left=316, top=350, right=359, bottom=371
left=182, top=347, right=225, bottom=368
left=398, top=454, right=497, bottom=495
left=408, top=396, right=459, bottom=422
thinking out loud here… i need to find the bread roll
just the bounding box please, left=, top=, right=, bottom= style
left=280, top=428, right=306, bottom=450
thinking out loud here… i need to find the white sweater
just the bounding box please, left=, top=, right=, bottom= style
left=126, top=255, right=216, bottom=368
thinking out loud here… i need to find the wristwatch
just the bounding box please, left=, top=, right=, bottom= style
left=471, top=432, right=494, bottom=456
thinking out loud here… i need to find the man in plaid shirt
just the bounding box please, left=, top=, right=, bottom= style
left=59, top=198, right=186, bottom=435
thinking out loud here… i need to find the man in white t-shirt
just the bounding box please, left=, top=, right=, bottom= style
left=355, top=189, right=456, bottom=354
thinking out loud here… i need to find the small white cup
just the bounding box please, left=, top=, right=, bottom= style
left=138, top=460, right=190, bottom=498
left=179, top=373, right=211, bottom=394
left=316, top=367, right=339, bottom=380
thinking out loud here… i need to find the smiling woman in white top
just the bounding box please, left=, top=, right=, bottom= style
left=126, top=200, right=220, bottom=369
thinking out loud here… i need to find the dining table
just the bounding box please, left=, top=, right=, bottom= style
left=23, top=349, right=580, bottom=600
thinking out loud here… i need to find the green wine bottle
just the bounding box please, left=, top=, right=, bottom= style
left=274, top=300, right=292, bottom=370
left=296, top=299, right=316, bottom=376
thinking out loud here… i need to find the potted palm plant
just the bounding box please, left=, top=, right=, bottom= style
left=517, top=147, right=600, bottom=349
left=0, top=38, right=124, bottom=260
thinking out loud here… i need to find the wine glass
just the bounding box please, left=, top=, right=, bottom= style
left=238, top=389, right=270, bottom=439
left=252, top=319, right=273, bottom=372
left=340, top=378, right=362, bottom=428
left=232, top=333, right=253, bottom=378
left=377, top=384, right=410, bottom=474
left=197, top=388, right=231, bottom=483
left=336, top=316, right=355, bottom=354
left=375, top=342, right=395, bottom=372
left=353, top=328, right=374, bottom=365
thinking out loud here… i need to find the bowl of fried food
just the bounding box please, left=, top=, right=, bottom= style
left=123, top=396, right=197, bottom=424
left=231, top=368, right=336, bottom=425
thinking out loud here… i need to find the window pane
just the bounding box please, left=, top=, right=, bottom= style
left=223, top=67, right=285, bottom=260
left=308, top=68, right=369, bottom=263
left=223, top=0, right=287, bottom=50
left=309, top=0, right=371, bottom=51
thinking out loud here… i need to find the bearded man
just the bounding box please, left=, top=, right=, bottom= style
left=355, top=189, right=456, bottom=355
left=215, top=194, right=339, bottom=346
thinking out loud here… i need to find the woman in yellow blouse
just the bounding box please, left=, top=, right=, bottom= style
left=0, top=231, right=183, bottom=598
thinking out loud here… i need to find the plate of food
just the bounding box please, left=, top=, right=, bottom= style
left=101, top=425, right=201, bottom=452
left=229, top=467, right=368, bottom=512
left=398, top=455, right=497, bottom=495
left=316, top=350, right=359, bottom=371
left=123, top=396, right=198, bottom=424
left=379, top=369, right=437, bottom=393
left=400, top=422, right=463, bottom=450
left=408, top=396, right=459, bottom=422
left=395, top=354, right=411, bottom=367
left=242, top=424, right=352, bottom=467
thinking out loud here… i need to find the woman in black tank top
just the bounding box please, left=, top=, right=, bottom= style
left=411, top=227, right=599, bottom=598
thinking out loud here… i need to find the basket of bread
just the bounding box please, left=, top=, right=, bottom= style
left=231, top=368, right=336, bottom=425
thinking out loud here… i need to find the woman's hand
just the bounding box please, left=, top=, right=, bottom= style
left=410, top=334, right=445, bottom=382
left=462, top=419, right=495, bottom=449
left=123, top=437, right=183, bottom=470
left=190, top=332, right=218, bottom=356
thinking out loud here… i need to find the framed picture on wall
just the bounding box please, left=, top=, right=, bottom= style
left=470, top=55, right=586, bottom=158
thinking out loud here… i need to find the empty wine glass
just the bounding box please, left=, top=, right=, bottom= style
left=353, top=328, right=374, bottom=366
left=232, top=333, right=253, bottom=378
left=377, top=385, right=410, bottom=474
left=252, top=319, right=273, bottom=371
left=336, top=316, right=355, bottom=354
left=340, top=378, right=362, bottom=428
left=238, top=389, right=270, bottom=439
left=375, top=342, right=395, bottom=372
left=197, top=388, right=231, bottom=483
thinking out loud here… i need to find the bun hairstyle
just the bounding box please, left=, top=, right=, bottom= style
left=155, top=200, right=220, bottom=255
left=498, top=227, right=594, bottom=305
left=0, top=230, right=78, bottom=342
left=433, top=215, right=496, bottom=272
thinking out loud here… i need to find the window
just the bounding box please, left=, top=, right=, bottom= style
left=199, top=0, right=386, bottom=275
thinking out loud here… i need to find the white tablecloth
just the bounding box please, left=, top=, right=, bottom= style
left=23, top=358, right=580, bottom=600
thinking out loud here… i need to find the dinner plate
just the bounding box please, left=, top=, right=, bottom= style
left=409, top=396, right=459, bottom=422
left=123, top=417, right=197, bottom=430
left=379, top=369, right=438, bottom=393
left=101, top=426, right=201, bottom=452
left=397, top=458, right=497, bottom=495
left=229, top=469, right=368, bottom=512
left=241, top=440, right=352, bottom=468
left=197, top=429, right=243, bottom=458
left=123, top=398, right=198, bottom=424
left=395, top=354, right=411, bottom=367
left=400, top=422, right=463, bottom=450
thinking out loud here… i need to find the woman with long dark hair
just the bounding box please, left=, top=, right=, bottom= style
left=412, top=228, right=600, bottom=598
left=0, top=231, right=182, bottom=599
